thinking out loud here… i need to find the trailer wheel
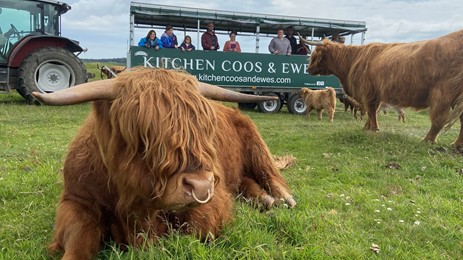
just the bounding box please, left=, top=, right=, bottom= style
left=257, top=93, right=281, bottom=113
left=287, top=94, right=307, bottom=115
left=17, top=47, right=87, bottom=104
left=238, top=102, right=257, bottom=110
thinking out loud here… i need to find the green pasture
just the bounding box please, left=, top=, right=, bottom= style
left=0, top=69, right=462, bottom=258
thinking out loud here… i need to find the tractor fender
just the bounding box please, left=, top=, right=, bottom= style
left=8, top=35, right=85, bottom=68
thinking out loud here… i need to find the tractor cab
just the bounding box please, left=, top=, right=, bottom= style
left=0, top=0, right=70, bottom=62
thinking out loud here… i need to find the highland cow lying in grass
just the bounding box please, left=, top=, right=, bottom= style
left=300, top=87, right=336, bottom=122
left=33, top=68, right=296, bottom=259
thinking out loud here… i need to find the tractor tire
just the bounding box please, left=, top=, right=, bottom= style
left=257, top=93, right=282, bottom=113
left=287, top=94, right=307, bottom=115
left=17, top=47, right=87, bottom=104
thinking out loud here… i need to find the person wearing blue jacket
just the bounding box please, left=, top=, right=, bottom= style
left=138, top=30, right=163, bottom=49
left=160, top=25, right=178, bottom=48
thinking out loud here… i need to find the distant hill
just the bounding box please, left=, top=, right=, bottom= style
left=82, top=58, right=127, bottom=65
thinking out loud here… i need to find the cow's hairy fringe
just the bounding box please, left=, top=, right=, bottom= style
left=94, top=68, right=220, bottom=213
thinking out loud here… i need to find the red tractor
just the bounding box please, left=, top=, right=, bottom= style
left=0, top=0, right=88, bottom=104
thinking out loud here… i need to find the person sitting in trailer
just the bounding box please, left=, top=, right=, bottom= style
left=296, top=35, right=311, bottom=55
left=223, top=31, right=241, bottom=52
left=201, top=22, right=220, bottom=51
left=161, top=25, right=179, bottom=48
left=138, top=30, right=163, bottom=50
left=179, top=35, right=195, bottom=52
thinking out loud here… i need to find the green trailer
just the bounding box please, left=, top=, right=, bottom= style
left=128, top=2, right=367, bottom=114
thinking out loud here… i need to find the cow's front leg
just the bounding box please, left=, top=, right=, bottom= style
left=240, top=176, right=296, bottom=209
left=240, top=176, right=277, bottom=209
left=306, top=107, right=313, bottom=120
left=317, top=110, right=323, bottom=121
left=327, top=107, right=335, bottom=122
left=49, top=197, right=103, bottom=260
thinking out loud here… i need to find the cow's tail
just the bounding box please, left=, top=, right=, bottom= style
left=444, top=92, right=463, bottom=132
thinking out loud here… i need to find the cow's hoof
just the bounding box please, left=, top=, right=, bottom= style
left=286, top=197, right=297, bottom=208
left=262, top=195, right=275, bottom=209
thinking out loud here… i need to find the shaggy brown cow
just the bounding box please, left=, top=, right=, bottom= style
left=304, top=30, right=463, bottom=150
left=32, top=68, right=296, bottom=259
left=300, top=87, right=336, bottom=122
left=96, top=64, right=127, bottom=79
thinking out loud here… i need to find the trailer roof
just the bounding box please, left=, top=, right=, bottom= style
left=1, top=0, right=71, bottom=15
left=130, top=2, right=367, bottom=37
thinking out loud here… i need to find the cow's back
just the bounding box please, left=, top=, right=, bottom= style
left=349, top=29, right=463, bottom=108
left=211, top=103, right=247, bottom=193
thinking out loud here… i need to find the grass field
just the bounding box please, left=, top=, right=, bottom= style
left=1, top=73, right=462, bottom=259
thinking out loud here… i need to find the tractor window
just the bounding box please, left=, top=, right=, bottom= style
left=43, top=4, right=59, bottom=35
left=0, top=0, right=62, bottom=62
left=0, top=4, right=34, bottom=62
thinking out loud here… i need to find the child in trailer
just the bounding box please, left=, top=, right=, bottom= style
left=179, top=35, right=195, bottom=52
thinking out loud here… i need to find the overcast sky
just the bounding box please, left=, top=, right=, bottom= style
left=62, top=0, right=463, bottom=58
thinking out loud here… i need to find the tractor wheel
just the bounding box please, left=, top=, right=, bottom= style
left=18, top=47, right=87, bottom=104
left=257, top=93, right=282, bottom=113
left=287, top=94, right=307, bottom=115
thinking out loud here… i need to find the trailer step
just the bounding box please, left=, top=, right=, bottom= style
left=0, top=67, right=10, bottom=92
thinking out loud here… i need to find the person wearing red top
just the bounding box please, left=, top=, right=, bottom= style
left=223, top=31, right=241, bottom=52
left=201, top=22, right=220, bottom=51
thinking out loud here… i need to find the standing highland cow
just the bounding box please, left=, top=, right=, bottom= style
left=33, top=68, right=296, bottom=259
left=303, top=30, right=463, bottom=150
left=300, top=87, right=337, bottom=122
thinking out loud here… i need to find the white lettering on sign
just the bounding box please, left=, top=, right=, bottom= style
left=282, top=63, right=308, bottom=74
left=183, top=58, right=194, bottom=70
left=282, top=63, right=289, bottom=73
left=143, top=57, right=216, bottom=71
left=221, top=60, right=263, bottom=73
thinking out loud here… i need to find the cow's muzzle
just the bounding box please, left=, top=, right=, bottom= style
left=182, top=173, right=214, bottom=204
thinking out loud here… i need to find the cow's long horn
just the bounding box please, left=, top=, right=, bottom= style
left=32, top=79, right=117, bottom=105
left=198, top=82, right=278, bottom=102
left=298, top=33, right=323, bottom=46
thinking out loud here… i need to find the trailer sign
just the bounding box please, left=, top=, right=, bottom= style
left=130, top=47, right=340, bottom=90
